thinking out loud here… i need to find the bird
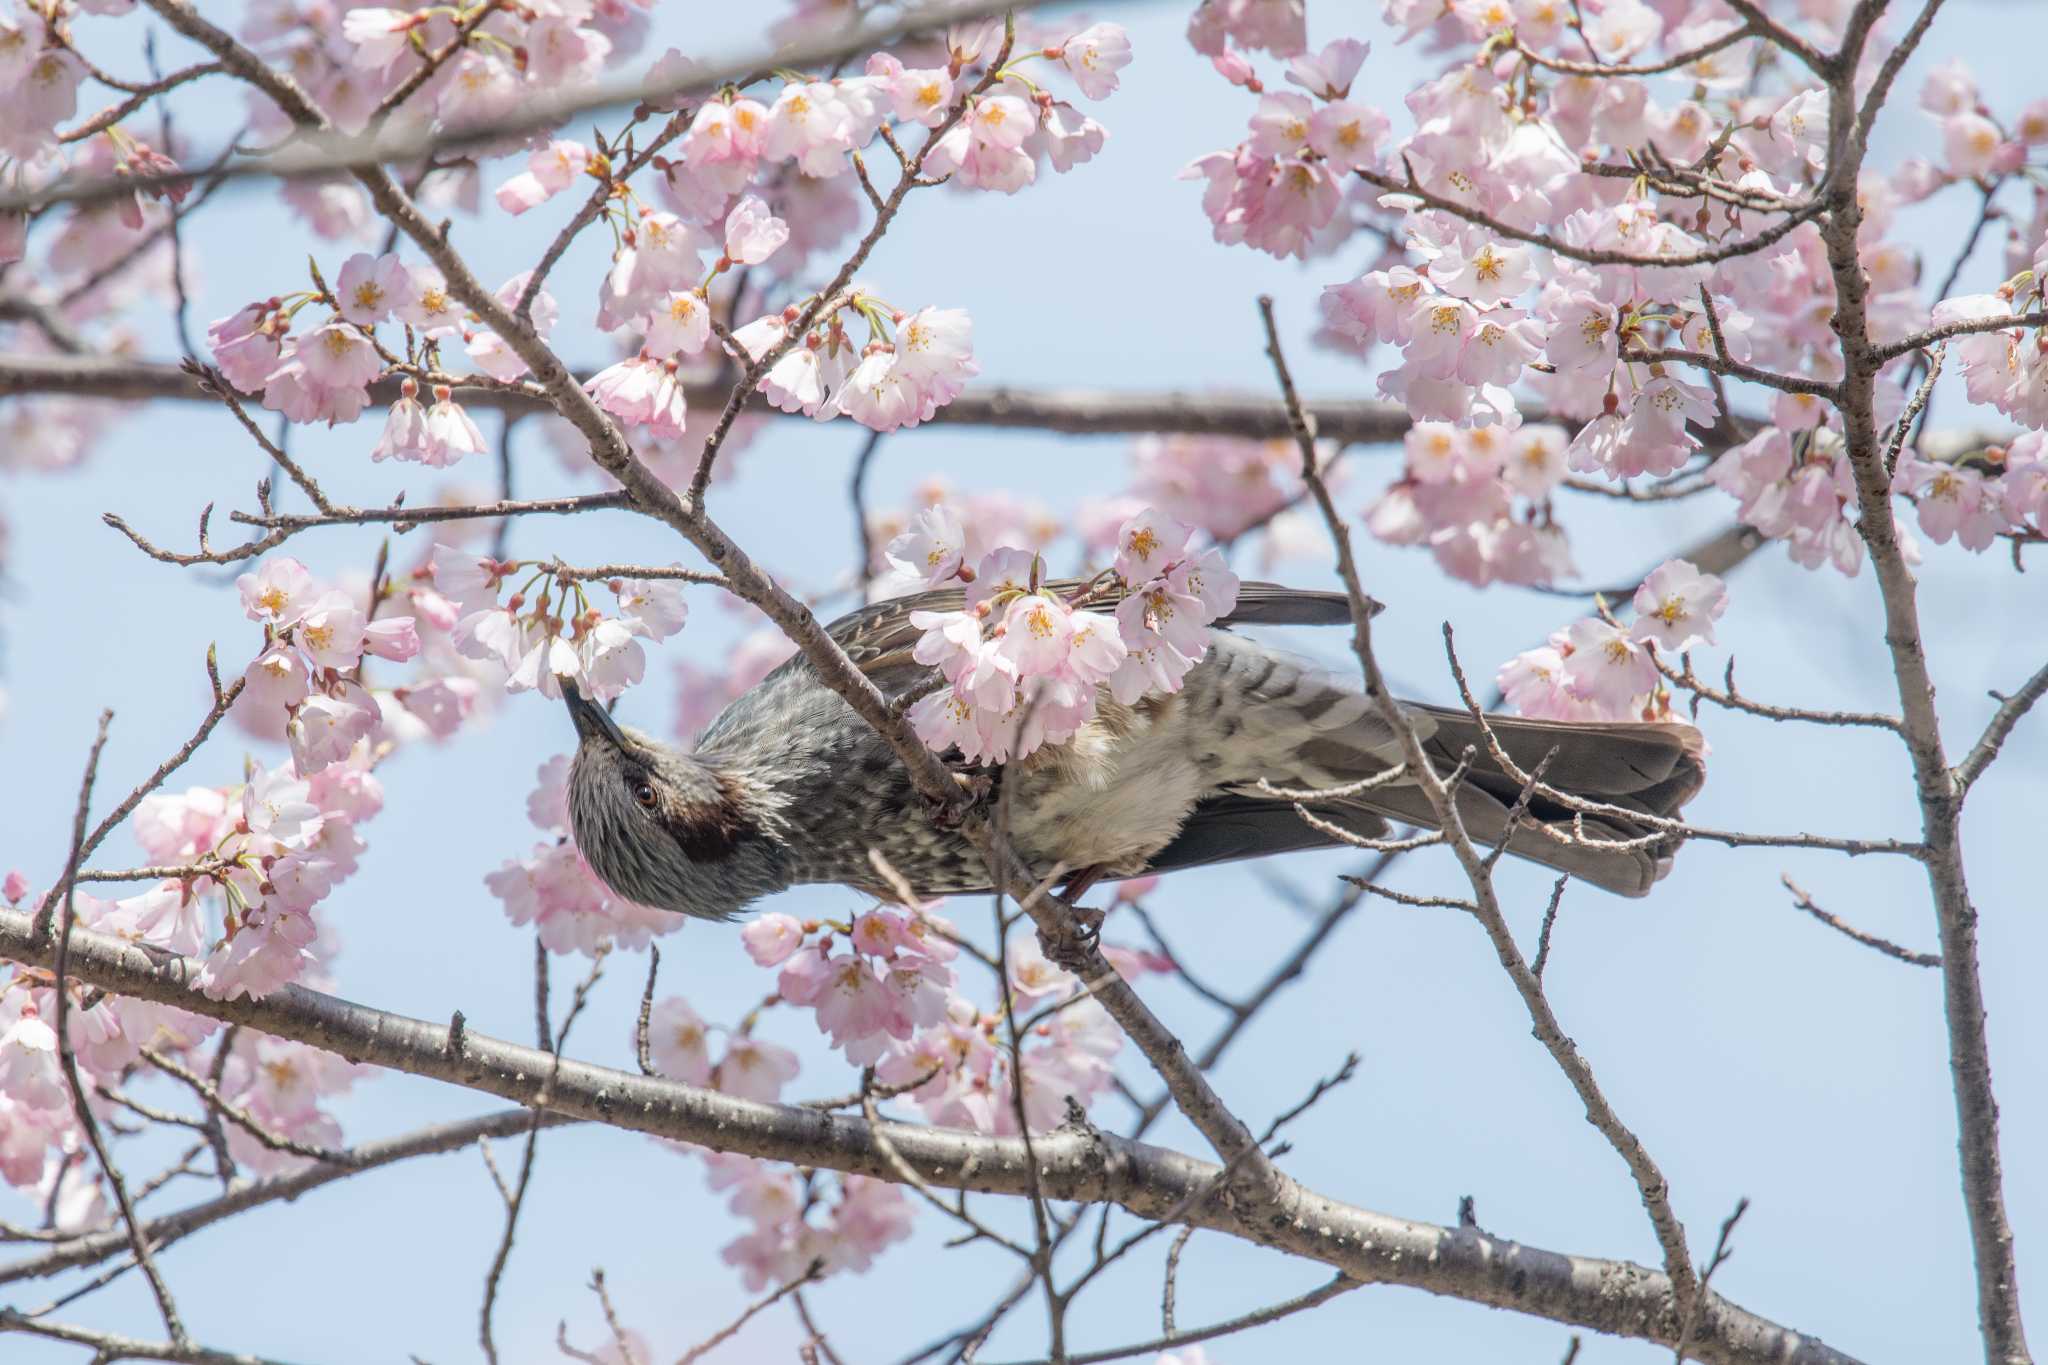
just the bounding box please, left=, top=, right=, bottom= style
left=561, top=581, right=1706, bottom=922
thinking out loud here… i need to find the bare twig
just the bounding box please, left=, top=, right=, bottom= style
left=978, top=1273, right=1360, bottom=1365
left=1953, top=660, right=2048, bottom=795
left=49, top=712, right=190, bottom=1347
left=1781, top=876, right=1940, bottom=968
left=1675, top=1198, right=1752, bottom=1363
left=1263, top=293, right=1702, bottom=1324
left=1531, top=877, right=1569, bottom=981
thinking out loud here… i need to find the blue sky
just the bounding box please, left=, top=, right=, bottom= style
left=4, top=2, right=2046, bottom=1362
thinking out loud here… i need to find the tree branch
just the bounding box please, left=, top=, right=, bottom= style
left=0, top=906, right=1863, bottom=1365
left=1953, top=660, right=2048, bottom=795
left=0, top=352, right=1429, bottom=444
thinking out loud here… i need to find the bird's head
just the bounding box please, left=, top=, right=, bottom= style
left=561, top=681, right=788, bottom=922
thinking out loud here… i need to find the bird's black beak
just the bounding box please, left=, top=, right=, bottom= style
left=561, top=678, right=628, bottom=748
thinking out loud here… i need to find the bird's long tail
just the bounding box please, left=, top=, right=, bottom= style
left=1355, top=706, right=1706, bottom=897
left=1154, top=693, right=1706, bottom=897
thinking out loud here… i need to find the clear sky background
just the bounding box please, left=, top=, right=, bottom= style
left=4, top=2, right=2046, bottom=1362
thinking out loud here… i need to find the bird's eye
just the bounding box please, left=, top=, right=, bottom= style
left=633, top=781, right=657, bottom=809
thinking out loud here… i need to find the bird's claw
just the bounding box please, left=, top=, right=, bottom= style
left=922, top=771, right=991, bottom=830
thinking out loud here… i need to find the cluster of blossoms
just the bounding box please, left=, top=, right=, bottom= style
left=755, top=903, right=957, bottom=1062
left=883, top=505, right=1240, bottom=764
left=866, top=481, right=1063, bottom=590
left=1497, top=558, right=1729, bottom=722
left=1897, top=432, right=2048, bottom=552
left=235, top=556, right=420, bottom=773
left=1183, top=7, right=2048, bottom=583
left=874, top=935, right=1129, bottom=1134
left=720, top=293, right=979, bottom=434
left=421, top=544, right=690, bottom=704
left=1364, top=421, right=1574, bottom=587
left=559, top=17, right=1130, bottom=437
left=1933, top=264, right=2048, bottom=431
left=1182, top=36, right=1384, bottom=260
left=736, top=900, right=1151, bottom=1136
left=1117, top=433, right=1309, bottom=543
left=208, top=251, right=531, bottom=437
left=0, top=779, right=372, bottom=1221
left=1709, top=427, right=1880, bottom=575
left=180, top=14, right=1134, bottom=454
left=485, top=756, right=679, bottom=956
left=702, top=1157, right=914, bottom=1292
left=132, top=750, right=384, bottom=1000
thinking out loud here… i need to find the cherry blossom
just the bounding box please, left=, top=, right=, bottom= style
left=586, top=355, right=689, bottom=436
left=495, top=140, right=592, bottom=215
left=1561, top=618, right=1658, bottom=715
left=722, top=195, right=789, bottom=266
left=1631, top=560, right=1729, bottom=652
left=333, top=252, right=410, bottom=325
left=1059, top=23, right=1133, bottom=100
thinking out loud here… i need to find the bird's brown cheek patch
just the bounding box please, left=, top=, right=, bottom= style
left=657, top=771, right=751, bottom=862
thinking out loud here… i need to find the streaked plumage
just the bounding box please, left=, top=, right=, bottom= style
left=563, top=582, right=1706, bottom=921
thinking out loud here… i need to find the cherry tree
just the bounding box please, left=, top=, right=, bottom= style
left=0, top=0, right=2042, bottom=1362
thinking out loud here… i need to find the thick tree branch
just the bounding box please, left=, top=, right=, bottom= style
left=7, top=0, right=1061, bottom=214
left=1813, top=34, right=2032, bottom=1362
left=0, top=352, right=1426, bottom=444
left=0, top=907, right=1863, bottom=1365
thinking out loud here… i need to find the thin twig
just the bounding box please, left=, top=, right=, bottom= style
left=1781, top=876, right=1940, bottom=968
left=49, top=712, right=189, bottom=1347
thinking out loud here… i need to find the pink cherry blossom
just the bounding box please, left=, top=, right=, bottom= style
left=1113, top=507, right=1192, bottom=583
left=363, top=617, right=420, bottom=662
left=718, top=1035, right=799, bottom=1103
left=1631, top=560, right=1729, bottom=651
left=646, top=997, right=713, bottom=1084
left=742, top=913, right=805, bottom=968
left=1285, top=37, right=1368, bottom=100
left=1498, top=642, right=1577, bottom=720
left=340, top=7, right=418, bottom=70
left=287, top=688, right=379, bottom=775
left=722, top=195, right=788, bottom=266
left=883, top=64, right=954, bottom=127
left=0, top=1010, right=64, bottom=1111
left=296, top=591, right=368, bottom=669
left=884, top=505, right=968, bottom=589
left=239, top=557, right=315, bottom=626
left=394, top=265, right=463, bottom=337
left=1561, top=618, right=1657, bottom=714
left=423, top=389, right=487, bottom=465
left=333, top=252, right=410, bottom=325
left=396, top=677, right=479, bottom=738
left=614, top=579, right=689, bottom=640
left=371, top=381, right=431, bottom=462
left=495, top=140, right=591, bottom=215
left=209, top=304, right=284, bottom=393
left=292, top=322, right=382, bottom=390
left=586, top=355, right=689, bottom=436
left=643, top=291, right=712, bottom=358
left=1059, top=23, right=1132, bottom=100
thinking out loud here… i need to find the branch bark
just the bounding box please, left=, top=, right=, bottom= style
left=0, top=906, right=1862, bottom=1365
left=0, top=352, right=1424, bottom=444
left=1813, top=15, right=2032, bottom=1360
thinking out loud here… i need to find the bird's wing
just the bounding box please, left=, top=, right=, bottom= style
left=820, top=580, right=1380, bottom=674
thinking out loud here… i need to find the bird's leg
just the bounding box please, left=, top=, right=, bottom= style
left=1057, top=865, right=1108, bottom=939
